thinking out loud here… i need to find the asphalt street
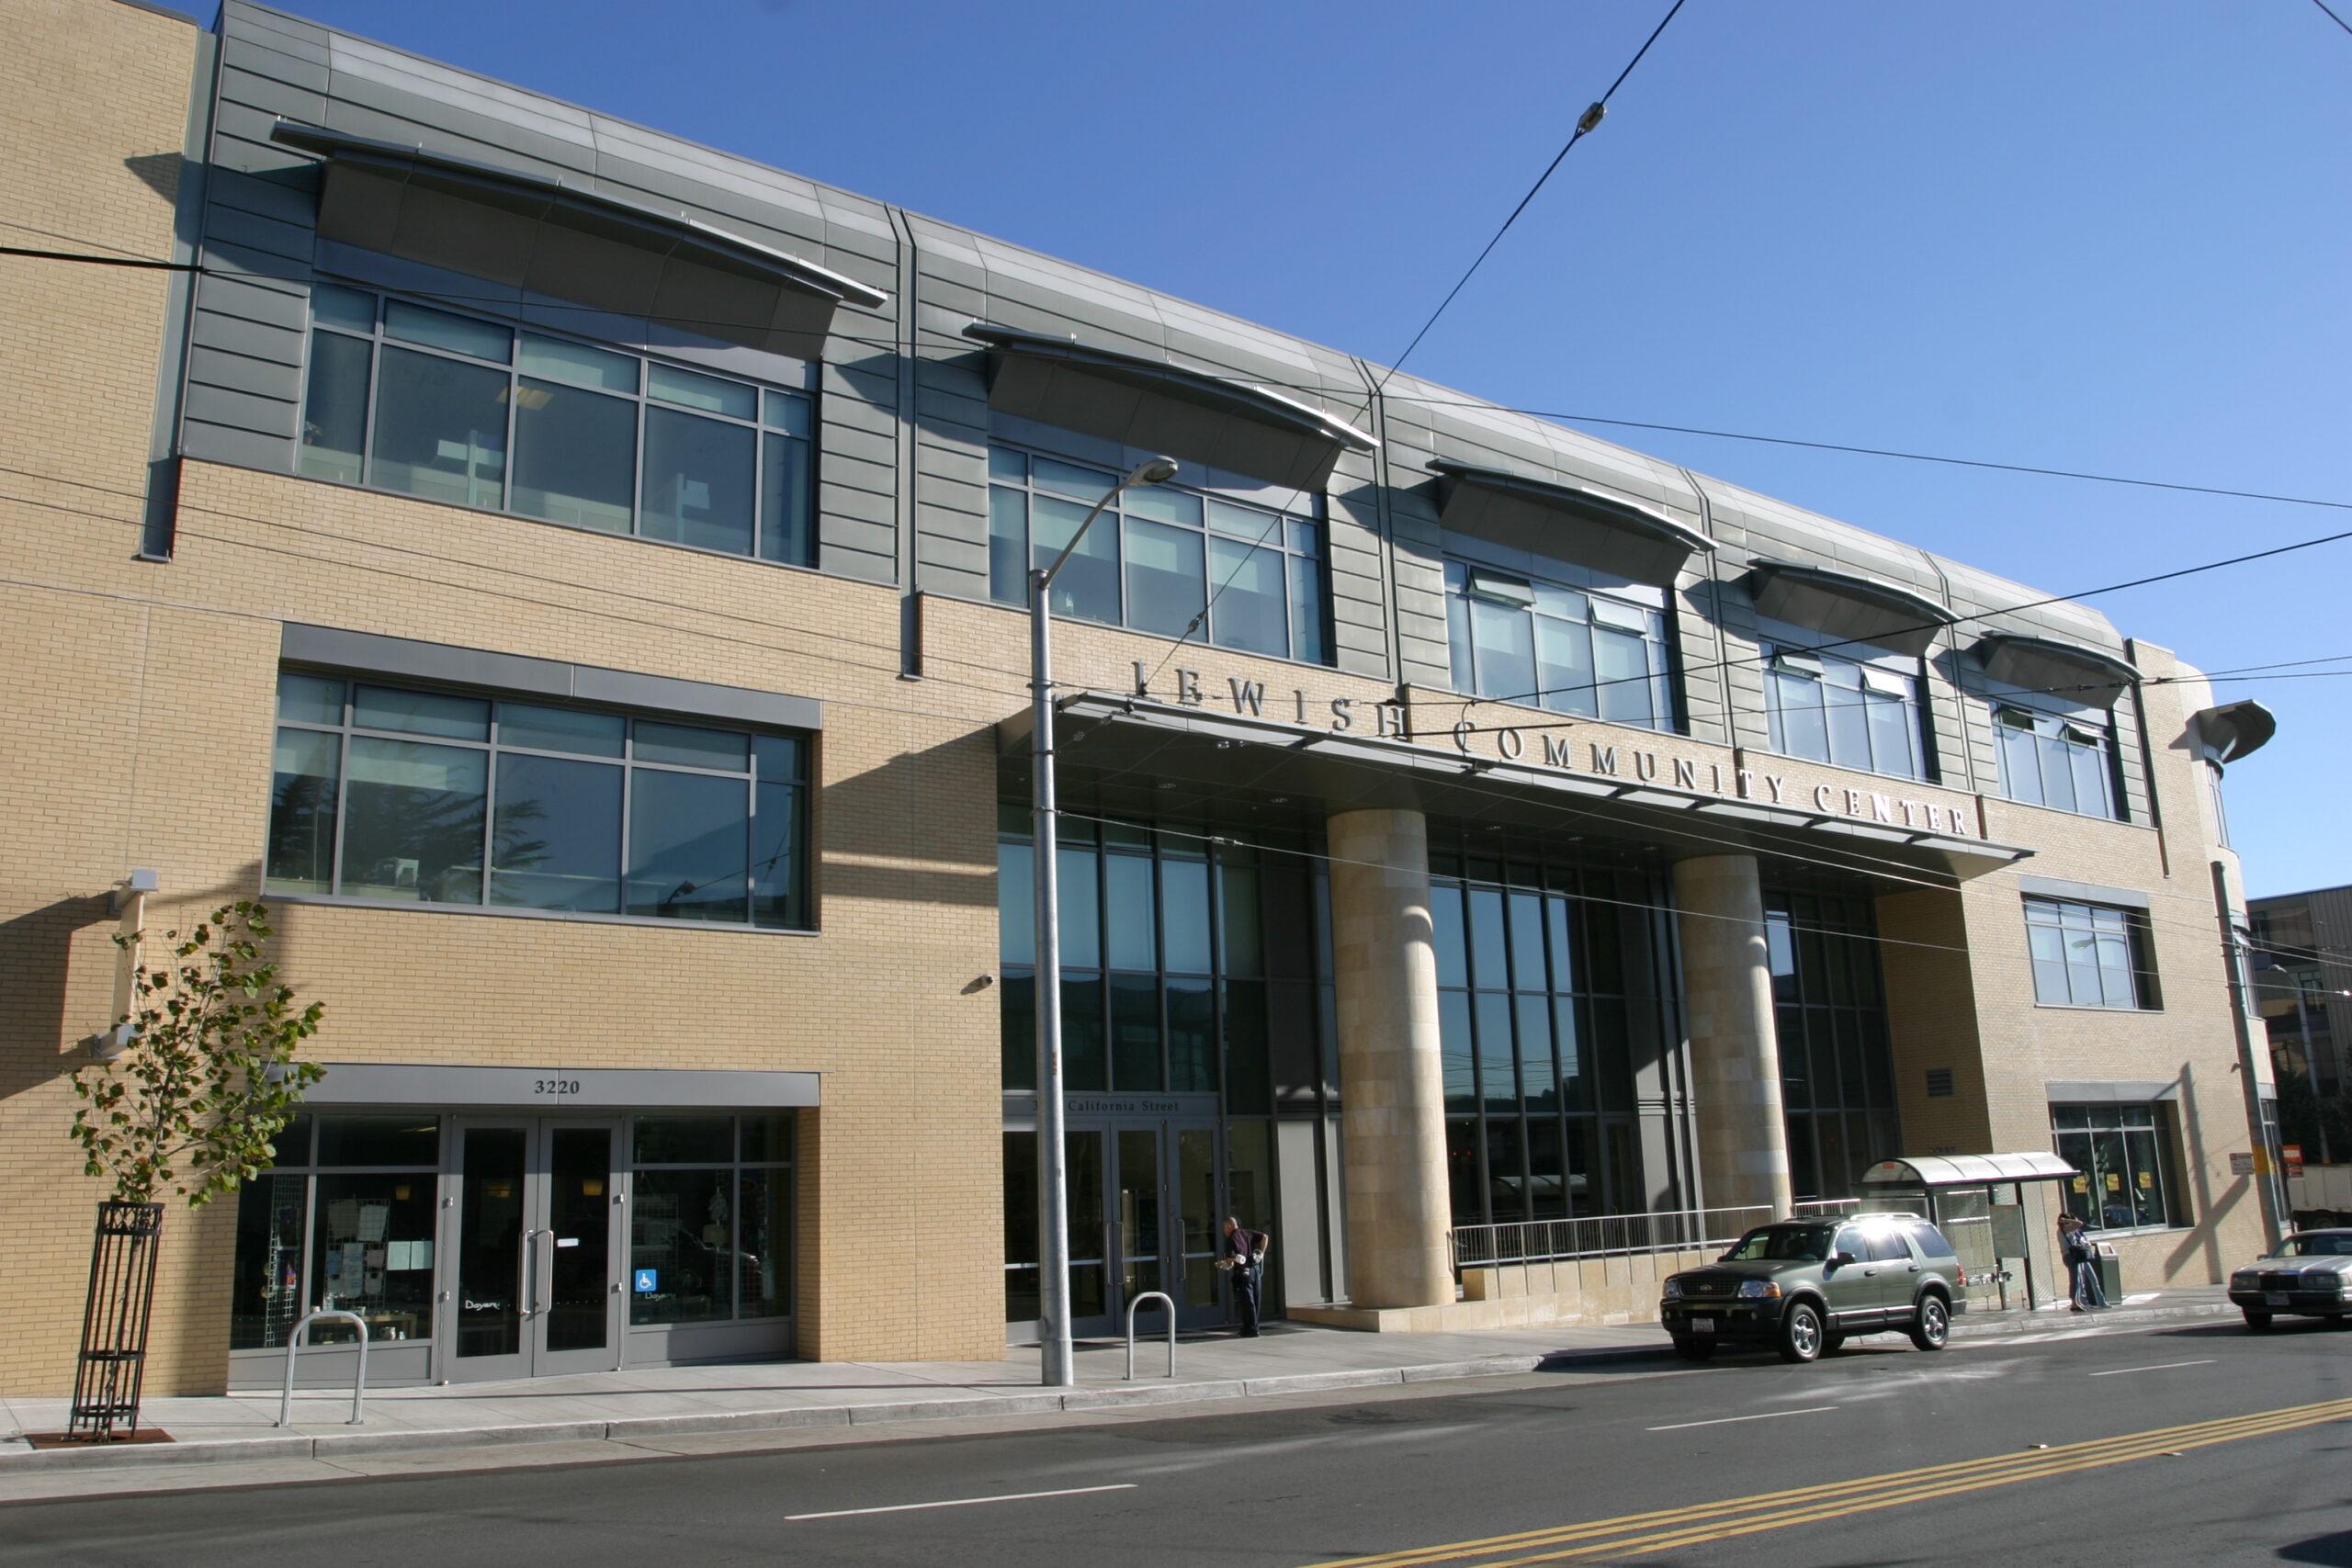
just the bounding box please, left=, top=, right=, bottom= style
left=6, top=1315, right=2347, bottom=1567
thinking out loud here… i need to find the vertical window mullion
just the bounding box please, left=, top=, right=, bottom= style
left=359, top=328, right=384, bottom=488
left=501, top=365, right=521, bottom=518
left=631, top=395, right=648, bottom=539
left=328, top=721, right=352, bottom=897
left=617, top=727, right=635, bottom=919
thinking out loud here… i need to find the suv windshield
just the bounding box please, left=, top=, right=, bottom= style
left=2280, top=1235, right=2352, bottom=1258
left=1724, top=1224, right=1836, bottom=1262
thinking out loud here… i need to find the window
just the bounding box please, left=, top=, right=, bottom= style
left=1442, top=559, right=1675, bottom=731
left=228, top=1114, right=441, bottom=1349
left=1767, top=889, right=1901, bottom=1200
left=1764, top=640, right=1924, bottom=780
left=2052, top=1102, right=2185, bottom=1231
left=299, top=285, right=816, bottom=567
left=629, top=1115, right=795, bottom=1325
left=2023, top=897, right=2160, bottom=1010
left=1996, top=704, right=2120, bottom=820
left=265, top=671, right=810, bottom=931
left=1425, top=832, right=1668, bottom=1225
left=986, top=446, right=1330, bottom=665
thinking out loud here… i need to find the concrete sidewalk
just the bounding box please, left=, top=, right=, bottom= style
left=0, top=1286, right=2236, bottom=1490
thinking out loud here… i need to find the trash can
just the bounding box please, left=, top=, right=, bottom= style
left=2095, top=1243, right=2123, bottom=1303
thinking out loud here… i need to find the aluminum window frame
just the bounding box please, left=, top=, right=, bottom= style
left=2023, top=895, right=2163, bottom=1012
left=625, top=1113, right=797, bottom=1326
left=297, top=284, right=820, bottom=570
left=1993, top=702, right=2124, bottom=822
left=982, top=441, right=1335, bottom=668
left=1762, top=639, right=1927, bottom=781
left=2051, top=1100, right=2188, bottom=1233
left=1442, top=558, right=1679, bottom=732
left=264, top=669, right=814, bottom=934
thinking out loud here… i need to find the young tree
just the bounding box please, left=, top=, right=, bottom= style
left=70, top=900, right=326, bottom=1207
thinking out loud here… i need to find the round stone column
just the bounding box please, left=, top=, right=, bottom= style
left=1327, top=807, right=1453, bottom=1310
left=1671, top=853, right=1794, bottom=1216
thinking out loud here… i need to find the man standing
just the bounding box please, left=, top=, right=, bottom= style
left=1219, top=1216, right=1272, bottom=1337
left=2060, top=1213, right=2108, bottom=1312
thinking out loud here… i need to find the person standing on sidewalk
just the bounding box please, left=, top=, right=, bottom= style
left=1219, top=1216, right=1272, bottom=1337
left=2061, top=1213, right=2108, bottom=1312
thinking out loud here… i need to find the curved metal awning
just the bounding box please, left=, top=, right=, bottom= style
left=1746, top=559, right=1955, bottom=658
left=963, top=321, right=1374, bottom=491
left=1861, top=1152, right=2079, bottom=1188
left=1426, top=459, right=1713, bottom=587
left=1973, top=633, right=2142, bottom=710
left=2188, top=698, right=2277, bottom=766
left=270, top=119, right=886, bottom=355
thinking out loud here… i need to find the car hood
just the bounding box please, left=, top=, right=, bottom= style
left=1671, top=1260, right=1804, bottom=1296
left=2241, top=1258, right=2351, bottom=1279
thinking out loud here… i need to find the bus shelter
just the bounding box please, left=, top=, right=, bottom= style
left=1854, top=1153, right=2080, bottom=1313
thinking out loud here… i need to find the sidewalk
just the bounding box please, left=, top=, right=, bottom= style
left=0, top=1287, right=2236, bottom=1492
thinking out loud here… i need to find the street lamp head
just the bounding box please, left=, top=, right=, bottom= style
left=1127, top=457, right=1179, bottom=488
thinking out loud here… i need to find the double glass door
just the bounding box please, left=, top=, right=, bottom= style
left=451, top=1118, right=621, bottom=1381
left=1107, top=1121, right=1224, bottom=1334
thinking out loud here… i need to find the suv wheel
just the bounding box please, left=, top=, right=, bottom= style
left=1908, top=1293, right=1950, bottom=1352
left=2242, top=1307, right=2273, bottom=1331
left=1779, top=1302, right=1826, bottom=1364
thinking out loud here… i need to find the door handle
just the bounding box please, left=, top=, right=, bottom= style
left=520, top=1228, right=538, bottom=1317
left=537, top=1230, right=557, bottom=1315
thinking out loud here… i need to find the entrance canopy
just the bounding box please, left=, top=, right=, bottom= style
left=1861, top=1152, right=2076, bottom=1189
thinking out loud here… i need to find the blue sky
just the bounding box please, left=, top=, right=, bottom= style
left=266, top=0, right=2352, bottom=896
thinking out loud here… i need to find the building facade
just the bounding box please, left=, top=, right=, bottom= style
left=0, top=0, right=2286, bottom=1396
left=2248, top=885, right=2352, bottom=1172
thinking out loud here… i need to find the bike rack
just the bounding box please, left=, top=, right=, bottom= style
left=1125, top=1291, right=1176, bottom=1381
left=277, top=1310, right=370, bottom=1428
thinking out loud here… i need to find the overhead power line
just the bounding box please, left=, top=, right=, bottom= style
left=2312, top=0, right=2352, bottom=39
left=1374, top=0, right=1687, bottom=392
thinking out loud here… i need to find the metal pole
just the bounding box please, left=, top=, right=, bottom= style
left=1032, top=562, right=1074, bottom=1388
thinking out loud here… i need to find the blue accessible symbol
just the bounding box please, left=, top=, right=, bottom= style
left=633, top=1269, right=659, bottom=1293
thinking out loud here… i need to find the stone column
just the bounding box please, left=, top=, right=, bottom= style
left=1671, top=854, right=1794, bottom=1216
left=1328, top=807, right=1453, bottom=1310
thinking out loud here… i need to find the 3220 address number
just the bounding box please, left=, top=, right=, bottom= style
left=534, top=1077, right=582, bottom=1097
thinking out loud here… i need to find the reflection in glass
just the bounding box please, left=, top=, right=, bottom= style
left=627, top=769, right=748, bottom=922
left=1207, top=536, right=1286, bottom=657
left=230, top=1172, right=310, bottom=1349
left=339, top=738, right=486, bottom=904
left=1125, top=517, right=1205, bottom=638
left=641, top=406, right=755, bottom=556
left=630, top=1167, right=729, bottom=1324
left=1033, top=492, right=1121, bottom=624
left=739, top=1166, right=790, bottom=1318
left=761, top=432, right=814, bottom=566
left=299, top=331, right=369, bottom=483
left=309, top=1171, right=436, bottom=1347
left=266, top=728, right=340, bottom=893
left=512, top=379, right=637, bottom=533
left=369, top=346, right=508, bottom=510
left=492, top=753, right=622, bottom=912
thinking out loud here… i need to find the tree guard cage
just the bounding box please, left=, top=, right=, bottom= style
left=68, top=1201, right=165, bottom=1440
left=1858, top=1153, right=2079, bottom=1314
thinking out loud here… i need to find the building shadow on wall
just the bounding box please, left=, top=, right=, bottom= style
left=123, top=152, right=182, bottom=206
left=812, top=728, right=1001, bottom=916
left=2165, top=1058, right=2234, bottom=1283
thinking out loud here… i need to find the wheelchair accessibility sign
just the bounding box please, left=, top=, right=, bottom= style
left=633, top=1269, right=659, bottom=1292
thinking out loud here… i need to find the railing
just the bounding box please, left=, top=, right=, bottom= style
left=1125, top=1291, right=1176, bottom=1381
left=277, top=1310, right=369, bottom=1428
left=1450, top=1198, right=1868, bottom=1276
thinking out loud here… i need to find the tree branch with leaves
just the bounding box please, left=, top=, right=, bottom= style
left=70, top=900, right=326, bottom=1207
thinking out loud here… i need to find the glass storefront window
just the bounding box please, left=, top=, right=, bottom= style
left=1767, top=891, right=1901, bottom=1200
left=227, top=1115, right=442, bottom=1351
left=627, top=1114, right=795, bottom=1326
left=2052, top=1102, right=2185, bottom=1231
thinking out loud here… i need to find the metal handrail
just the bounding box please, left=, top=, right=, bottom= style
left=1125, top=1291, right=1176, bottom=1381
left=1449, top=1197, right=1869, bottom=1275
left=277, top=1310, right=369, bottom=1427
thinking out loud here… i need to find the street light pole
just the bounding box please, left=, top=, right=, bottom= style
left=1031, top=456, right=1177, bottom=1388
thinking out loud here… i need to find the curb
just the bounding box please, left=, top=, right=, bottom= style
left=0, top=1304, right=2230, bottom=1478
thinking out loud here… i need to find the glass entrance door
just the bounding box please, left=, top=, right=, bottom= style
left=450, top=1118, right=621, bottom=1381
left=1105, top=1121, right=1225, bottom=1334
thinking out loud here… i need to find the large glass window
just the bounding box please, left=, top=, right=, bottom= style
left=2052, top=1102, right=2185, bottom=1231
left=996, top=807, right=1329, bottom=1111
left=227, top=1114, right=440, bottom=1350
left=2024, top=896, right=2160, bottom=1010
left=628, top=1115, right=795, bottom=1325
left=1429, top=833, right=1669, bottom=1225
left=298, top=284, right=817, bottom=567
left=1767, top=889, right=1902, bottom=1200
left=1442, top=560, right=1676, bottom=731
left=986, top=446, right=1330, bottom=665
left=1764, top=642, right=1925, bottom=780
left=264, top=671, right=810, bottom=931
left=1996, top=704, right=2121, bottom=820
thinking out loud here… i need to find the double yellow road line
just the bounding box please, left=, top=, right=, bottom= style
left=1302, top=1397, right=2352, bottom=1567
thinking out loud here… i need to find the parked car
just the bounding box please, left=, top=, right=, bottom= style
left=1659, top=1214, right=1964, bottom=1364
left=2226, top=1229, right=2352, bottom=1330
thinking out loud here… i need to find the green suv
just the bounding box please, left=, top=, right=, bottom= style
left=1658, top=1214, right=1964, bottom=1363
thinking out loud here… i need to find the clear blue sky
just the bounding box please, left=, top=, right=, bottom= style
left=266, top=0, right=2351, bottom=897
